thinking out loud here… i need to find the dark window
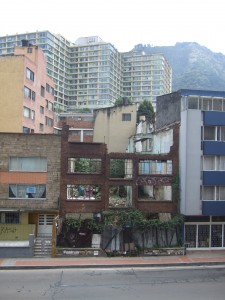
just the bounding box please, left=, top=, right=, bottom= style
left=40, top=106, right=44, bottom=114
left=0, top=212, right=20, bottom=224
left=110, top=159, right=133, bottom=178
left=23, top=127, right=30, bottom=133
left=122, top=113, right=131, bottom=121
left=41, top=85, right=45, bottom=97
left=32, top=91, right=36, bottom=101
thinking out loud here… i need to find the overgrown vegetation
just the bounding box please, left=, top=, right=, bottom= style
left=137, top=100, right=155, bottom=124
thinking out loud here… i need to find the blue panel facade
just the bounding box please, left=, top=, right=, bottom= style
left=202, top=201, right=225, bottom=216
left=202, top=141, right=225, bottom=155
left=203, top=171, right=225, bottom=185
left=203, top=111, right=225, bottom=126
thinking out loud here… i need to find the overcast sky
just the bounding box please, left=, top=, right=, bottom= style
left=1, top=0, right=224, bottom=54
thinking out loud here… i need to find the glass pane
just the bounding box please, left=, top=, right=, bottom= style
left=188, top=97, right=198, bottom=109
left=203, top=156, right=214, bottom=170
left=202, top=186, right=214, bottom=200
left=204, top=126, right=215, bottom=140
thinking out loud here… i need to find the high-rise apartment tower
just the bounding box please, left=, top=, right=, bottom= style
left=0, top=31, right=172, bottom=112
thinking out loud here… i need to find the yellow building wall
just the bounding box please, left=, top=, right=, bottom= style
left=0, top=57, right=23, bottom=132
left=93, top=104, right=137, bottom=152
left=20, top=212, right=29, bottom=225
left=0, top=224, right=35, bottom=241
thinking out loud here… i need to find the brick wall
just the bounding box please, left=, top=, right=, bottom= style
left=0, top=133, right=61, bottom=211
left=60, top=125, right=179, bottom=217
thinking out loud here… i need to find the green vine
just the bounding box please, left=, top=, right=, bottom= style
left=62, top=210, right=184, bottom=234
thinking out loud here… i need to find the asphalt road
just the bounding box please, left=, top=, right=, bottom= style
left=0, top=266, right=225, bottom=299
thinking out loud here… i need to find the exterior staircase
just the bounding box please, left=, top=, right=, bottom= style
left=34, top=237, right=52, bottom=257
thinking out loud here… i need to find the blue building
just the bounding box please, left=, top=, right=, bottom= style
left=156, top=89, right=225, bottom=249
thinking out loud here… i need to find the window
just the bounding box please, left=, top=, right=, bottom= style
left=0, top=212, right=19, bottom=224
left=32, top=91, right=36, bottom=101
left=41, top=85, right=45, bottom=97
left=139, top=160, right=172, bottom=175
left=9, top=184, right=46, bottom=199
left=109, top=185, right=132, bottom=207
left=39, top=123, right=44, bottom=132
left=24, top=86, right=31, bottom=98
left=202, top=186, right=225, bottom=200
left=203, top=126, right=225, bottom=141
left=202, top=156, right=225, bottom=171
left=23, top=127, right=30, bottom=133
left=122, top=113, right=131, bottom=121
left=48, top=101, right=53, bottom=111
left=67, top=185, right=101, bottom=200
left=31, top=110, right=35, bottom=120
left=9, top=157, right=47, bottom=172
left=26, top=68, right=34, bottom=81
left=45, top=100, right=53, bottom=111
left=110, top=159, right=133, bottom=178
left=24, top=86, right=35, bottom=100
left=68, top=158, right=102, bottom=173
left=45, top=117, right=53, bottom=127
left=23, top=106, right=30, bottom=118
left=40, top=106, right=44, bottom=114
left=46, top=83, right=50, bottom=92
left=138, top=185, right=172, bottom=201
left=27, top=48, right=32, bottom=53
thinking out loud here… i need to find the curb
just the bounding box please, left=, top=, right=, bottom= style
left=1, top=261, right=225, bottom=270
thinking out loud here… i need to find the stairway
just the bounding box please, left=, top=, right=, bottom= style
left=34, top=237, right=52, bottom=257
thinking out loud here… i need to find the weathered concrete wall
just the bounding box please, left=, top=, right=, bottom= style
left=156, top=91, right=181, bottom=130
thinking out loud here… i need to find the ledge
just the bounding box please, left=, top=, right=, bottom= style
left=144, top=247, right=186, bottom=256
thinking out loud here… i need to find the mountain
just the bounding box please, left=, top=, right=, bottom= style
left=133, top=42, right=225, bottom=92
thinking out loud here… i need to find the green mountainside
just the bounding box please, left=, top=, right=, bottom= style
left=133, top=42, right=225, bottom=92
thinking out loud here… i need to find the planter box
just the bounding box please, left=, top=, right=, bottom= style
left=144, top=247, right=186, bottom=256
left=55, top=247, right=107, bottom=257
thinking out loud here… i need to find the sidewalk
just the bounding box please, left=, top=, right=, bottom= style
left=0, top=250, right=225, bottom=270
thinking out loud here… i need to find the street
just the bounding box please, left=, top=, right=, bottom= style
left=0, top=266, right=225, bottom=299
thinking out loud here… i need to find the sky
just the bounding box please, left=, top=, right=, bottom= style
left=1, top=0, right=225, bottom=54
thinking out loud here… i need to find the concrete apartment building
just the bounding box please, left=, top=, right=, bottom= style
left=122, top=49, right=172, bottom=110
left=156, top=89, right=225, bottom=249
left=0, top=42, right=55, bottom=134
left=0, top=31, right=172, bottom=112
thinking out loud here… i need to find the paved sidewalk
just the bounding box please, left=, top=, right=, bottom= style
left=0, top=250, right=225, bottom=270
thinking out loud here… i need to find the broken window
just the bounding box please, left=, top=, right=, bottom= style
left=68, top=158, right=102, bottom=174
left=138, top=185, right=172, bottom=201
left=67, top=185, right=101, bottom=200
left=109, top=186, right=132, bottom=208
left=110, top=159, right=133, bottom=178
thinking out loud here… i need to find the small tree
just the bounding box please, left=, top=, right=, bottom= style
left=114, top=97, right=132, bottom=106
left=137, top=100, right=155, bottom=125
